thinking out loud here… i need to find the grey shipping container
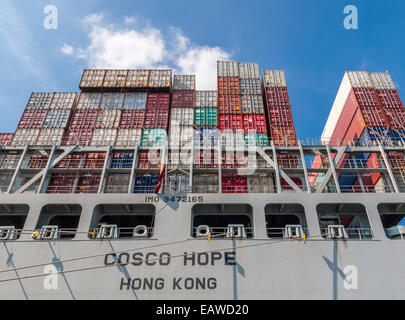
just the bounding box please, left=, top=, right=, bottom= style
left=262, top=70, right=287, bottom=88
left=42, top=110, right=72, bottom=129
left=77, top=93, right=102, bottom=109
left=173, top=75, right=196, bottom=91
left=240, top=79, right=262, bottom=95
left=241, top=95, right=265, bottom=114
left=123, top=92, right=147, bottom=110
left=195, top=91, right=217, bottom=108
left=26, top=92, right=54, bottom=110
left=148, top=70, right=172, bottom=88
left=50, top=92, right=78, bottom=110
left=217, top=61, right=239, bottom=77
left=238, top=62, right=260, bottom=79
left=100, top=93, right=125, bottom=109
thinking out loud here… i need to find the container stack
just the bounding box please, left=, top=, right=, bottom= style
left=263, top=70, right=300, bottom=190
left=0, top=133, right=13, bottom=147
left=193, top=90, right=219, bottom=193
left=239, top=62, right=268, bottom=148
left=11, top=92, right=77, bottom=147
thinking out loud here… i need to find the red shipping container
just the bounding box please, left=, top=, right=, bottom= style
left=69, top=110, right=98, bottom=129
left=64, top=128, right=93, bottom=146
left=75, top=174, right=101, bottom=194
left=82, top=153, right=106, bottom=169
left=137, top=150, right=161, bottom=168
left=280, top=177, right=303, bottom=190
left=171, top=90, right=195, bottom=108
left=47, top=173, right=76, bottom=193
left=265, top=87, right=290, bottom=106
left=27, top=155, right=48, bottom=169
left=55, top=154, right=82, bottom=169
left=119, top=110, right=145, bottom=129
left=193, top=151, right=218, bottom=169
left=219, top=114, right=243, bottom=131
left=242, top=114, right=267, bottom=133
left=277, top=155, right=299, bottom=169
left=360, top=105, right=388, bottom=127
left=218, top=95, right=241, bottom=114
left=18, top=110, right=47, bottom=129
left=366, top=153, right=382, bottom=185
left=331, top=90, right=359, bottom=142
left=0, top=133, right=13, bottom=146
left=383, top=107, right=405, bottom=129
left=222, top=176, right=248, bottom=193
left=270, top=126, right=297, bottom=146
left=376, top=89, right=403, bottom=109
left=146, top=93, right=170, bottom=110
left=144, top=109, right=169, bottom=128
left=217, top=77, right=240, bottom=95
left=388, top=152, right=405, bottom=169
left=353, top=88, right=380, bottom=107
left=268, top=105, right=294, bottom=127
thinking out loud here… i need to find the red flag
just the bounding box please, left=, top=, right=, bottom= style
left=154, top=164, right=166, bottom=194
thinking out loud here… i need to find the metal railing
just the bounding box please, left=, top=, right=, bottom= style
left=90, top=227, right=154, bottom=239
left=192, top=226, right=254, bottom=239
left=266, top=227, right=309, bottom=238
left=321, top=227, right=374, bottom=240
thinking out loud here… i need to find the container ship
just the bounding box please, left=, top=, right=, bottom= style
left=0, top=62, right=405, bottom=299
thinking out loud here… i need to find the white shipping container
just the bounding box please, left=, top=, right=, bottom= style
left=100, top=93, right=125, bottom=109
left=374, top=177, right=386, bottom=193
left=104, top=173, right=130, bottom=193
left=238, top=62, right=260, bottom=79
left=77, top=93, right=102, bottom=109
left=241, top=95, right=264, bottom=114
left=35, top=129, right=65, bottom=146
left=217, top=61, right=239, bottom=77
left=193, top=174, right=219, bottom=193
left=370, top=72, right=396, bottom=90
left=170, top=108, right=194, bottom=126
left=125, top=70, right=150, bottom=87
left=240, top=79, right=262, bottom=95
left=115, top=129, right=142, bottom=147
left=103, top=70, right=128, bottom=87
left=42, top=110, right=71, bottom=128
left=148, top=70, right=172, bottom=88
left=50, top=92, right=77, bottom=110
left=195, top=91, right=217, bottom=108
left=11, top=129, right=40, bottom=146
left=80, top=70, right=106, bottom=88
left=170, top=126, right=193, bottom=147
left=123, top=92, right=147, bottom=109
left=247, top=175, right=275, bottom=193
left=262, top=70, right=287, bottom=88
left=346, top=71, right=373, bottom=88
left=0, top=154, right=20, bottom=169
left=95, top=109, right=121, bottom=129
left=26, top=92, right=54, bottom=110
left=173, top=75, right=196, bottom=90
left=90, top=129, right=117, bottom=147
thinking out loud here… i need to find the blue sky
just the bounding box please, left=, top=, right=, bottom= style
left=0, top=0, right=404, bottom=137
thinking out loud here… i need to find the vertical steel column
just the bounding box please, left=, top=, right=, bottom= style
left=352, top=154, right=366, bottom=193
left=128, top=146, right=139, bottom=194
left=98, top=146, right=111, bottom=194
left=217, top=143, right=222, bottom=193
left=298, top=141, right=311, bottom=193
left=7, top=146, right=28, bottom=194
left=271, top=141, right=281, bottom=193
left=378, top=143, right=399, bottom=193
left=38, top=145, right=56, bottom=193
left=189, top=143, right=194, bottom=189
left=326, top=144, right=341, bottom=193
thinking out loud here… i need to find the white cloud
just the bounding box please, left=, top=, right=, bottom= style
left=63, top=14, right=231, bottom=89
left=61, top=44, right=74, bottom=55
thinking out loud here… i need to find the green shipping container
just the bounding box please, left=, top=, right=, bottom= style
left=194, top=108, right=218, bottom=127
left=141, top=129, right=167, bottom=147
left=244, top=133, right=269, bottom=147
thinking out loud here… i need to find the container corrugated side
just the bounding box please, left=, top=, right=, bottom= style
left=0, top=133, right=13, bottom=146
left=169, top=126, right=193, bottom=147
left=262, top=70, right=287, bottom=88
left=95, top=109, right=121, bottom=129
left=218, top=95, right=241, bottom=114
left=172, top=91, right=195, bottom=108
left=240, top=79, right=261, bottom=95
left=115, top=129, right=142, bottom=146
left=17, top=110, right=47, bottom=129
left=146, top=93, right=170, bottom=110
left=123, top=92, right=147, bottom=109
left=195, top=91, right=217, bottom=108
left=270, top=126, right=297, bottom=146
left=268, top=106, right=294, bottom=127
left=102, top=70, right=128, bottom=88
left=50, top=92, right=78, bottom=110
left=119, top=110, right=145, bottom=129
left=219, top=114, right=243, bottom=131
left=125, top=70, right=150, bottom=87
left=370, top=72, right=396, bottom=90
left=63, top=128, right=93, bottom=146
left=42, top=109, right=72, bottom=129
left=241, top=95, right=264, bottom=114
left=11, top=129, right=40, bottom=146
left=36, top=128, right=65, bottom=146
left=26, top=92, right=54, bottom=110
left=167, top=174, right=191, bottom=193
left=346, top=71, right=373, bottom=88
left=104, top=173, right=130, bottom=193
left=90, top=129, right=117, bottom=146
left=242, top=114, right=267, bottom=133
left=144, top=109, right=169, bottom=129
left=217, top=61, right=239, bottom=77
left=376, top=89, right=404, bottom=109
left=194, top=108, right=218, bottom=127
left=193, top=174, right=219, bottom=193
left=218, top=77, right=240, bottom=95
left=141, top=129, right=167, bottom=147
left=148, top=70, right=172, bottom=88
left=247, top=175, right=275, bottom=193
left=80, top=70, right=106, bottom=88
left=170, top=108, right=194, bottom=126
left=100, top=92, right=125, bottom=109
left=238, top=62, right=260, bottom=79
left=69, top=110, right=98, bottom=129
left=173, top=75, right=195, bottom=91
left=77, top=93, right=102, bottom=109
